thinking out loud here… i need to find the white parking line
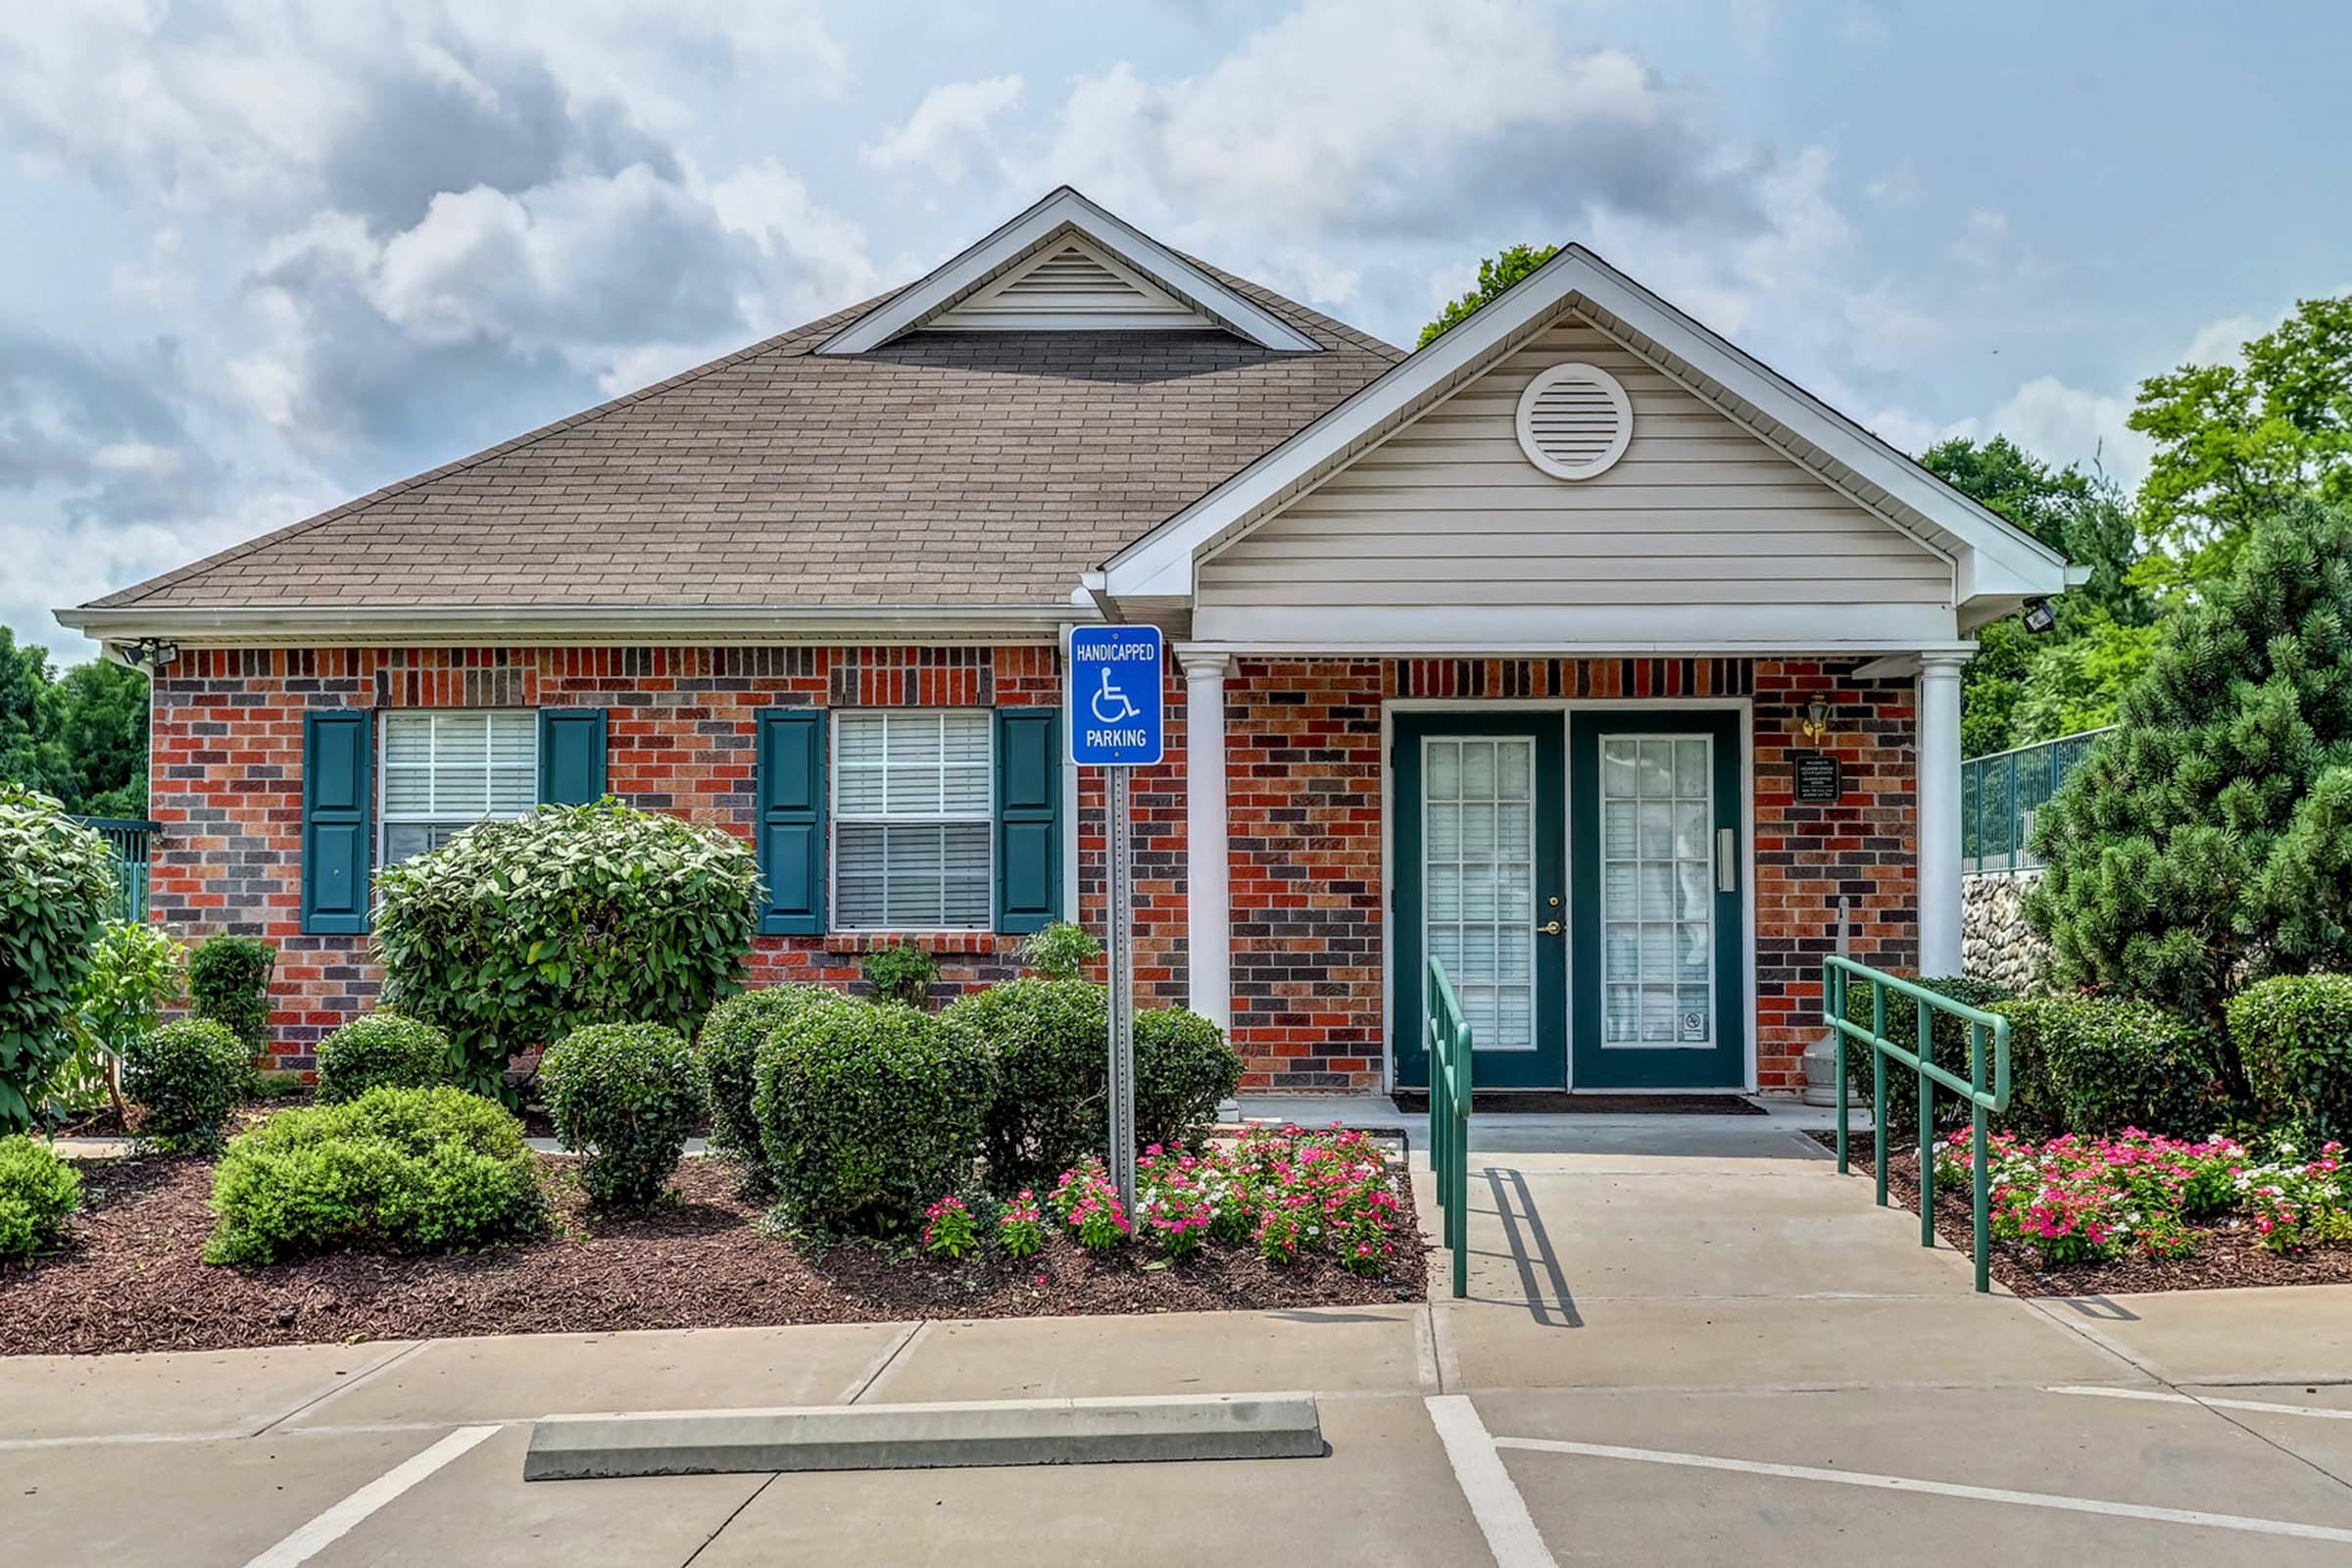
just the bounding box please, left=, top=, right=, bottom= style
left=1493, top=1435, right=2352, bottom=1544
left=1422, top=1396, right=1553, bottom=1567
left=241, top=1424, right=500, bottom=1568
left=2047, top=1384, right=2352, bottom=1422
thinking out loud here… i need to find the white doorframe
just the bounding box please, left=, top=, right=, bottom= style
left=1380, top=697, right=1756, bottom=1093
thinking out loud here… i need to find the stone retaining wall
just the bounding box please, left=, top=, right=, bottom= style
left=1962, top=870, right=2048, bottom=993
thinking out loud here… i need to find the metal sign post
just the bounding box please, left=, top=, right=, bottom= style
left=1068, top=624, right=1165, bottom=1211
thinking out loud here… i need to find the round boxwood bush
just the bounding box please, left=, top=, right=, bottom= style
left=205, top=1086, right=547, bottom=1265
left=1838, top=975, right=2039, bottom=1138
left=2227, top=973, right=2352, bottom=1139
left=187, top=935, right=276, bottom=1057
left=939, top=978, right=1108, bottom=1191
left=374, top=801, right=760, bottom=1100
left=539, top=1023, right=704, bottom=1206
left=0, top=785, right=117, bottom=1132
left=753, top=995, right=997, bottom=1239
left=1135, top=1006, right=1243, bottom=1152
left=695, top=988, right=836, bottom=1187
left=316, top=1013, right=456, bottom=1104
left=0, top=1134, right=83, bottom=1259
left=121, top=1017, right=250, bottom=1152
left=2000, top=992, right=2224, bottom=1137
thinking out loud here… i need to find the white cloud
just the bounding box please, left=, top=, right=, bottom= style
left=1949, top=208, right=2008, bottom=270
left=864, top=75, right=1025, bottom=183
left=1863, top=160, right=1921, bottom=211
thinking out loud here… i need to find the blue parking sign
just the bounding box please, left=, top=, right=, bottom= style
left=1068, top=625, right=1164, bottom=766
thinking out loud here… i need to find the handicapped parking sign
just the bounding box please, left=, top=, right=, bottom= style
left=1068, top=625, right=1164, bottom=766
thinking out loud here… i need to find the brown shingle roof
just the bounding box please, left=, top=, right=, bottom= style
left=89, top=269, right=1400, bottom=612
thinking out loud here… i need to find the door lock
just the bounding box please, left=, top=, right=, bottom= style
left=1538, top=919, right=1563, bottom=936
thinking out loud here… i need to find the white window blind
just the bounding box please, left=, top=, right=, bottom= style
left=833, top=710, right=992, bottom=929
left=380, top=710, right=538, bottom=867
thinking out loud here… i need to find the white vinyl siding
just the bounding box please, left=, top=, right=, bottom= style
left=931, top=237, right=1214, bottom=331
left=1198, top=314, right=1953, bottom=612
left=833, top=710, right=993, bottom=930
left=380, top=710, right=537, bottom=867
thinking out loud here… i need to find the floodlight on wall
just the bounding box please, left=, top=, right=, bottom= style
left=120, top=637, right=180, bottom=669
left=2021, top=597, right=2058, bottom=635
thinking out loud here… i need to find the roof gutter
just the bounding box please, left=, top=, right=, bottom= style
left=55, top=602, right=1098, bottom=649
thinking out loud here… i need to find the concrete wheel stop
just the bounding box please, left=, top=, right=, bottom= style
left=522, top=1391, right=1326, bottom=1481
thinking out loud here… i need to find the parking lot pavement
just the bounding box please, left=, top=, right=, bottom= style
left=2034, top=1284, right=2352, bottom=1384
left=0, top=1339, right=415, bottom=1442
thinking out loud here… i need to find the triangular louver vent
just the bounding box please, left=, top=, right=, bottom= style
left=931, top=238, right=1213, bottom=331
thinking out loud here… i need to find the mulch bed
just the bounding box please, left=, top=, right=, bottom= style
left=1390, top=1091, right=1763, bottom=1115
left=0, top=1152, right=1426, bottom=1357
left=1808, top=1129, right=2352, bottom=1297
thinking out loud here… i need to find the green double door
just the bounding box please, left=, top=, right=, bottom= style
left=1394, top=710, right=1745, bottom=1091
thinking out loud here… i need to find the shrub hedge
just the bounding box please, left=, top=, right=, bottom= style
left=0, top=1134, right=82, bottom=1259
left=538, top=1023, right=703, bottom=1206
left=1136, top=1006, right=1244, bottom=1151
left=858, top=944, right=939, bottom=1008
left=373, top=801, right=760, bottom=1100
left=205, top=1087, right=547, bottom=1265
left=121, top=1018, right=250, bottom=1152
left=939, top=978, right=1107, bottom=1191
left=2228, top=973, right=2352, bottom=1140
left=317, top=1013, right=456, bottom=1104
left=0, top=785, right=117, bottom=1132
left=753, top=995, right=996, bottom=1238
left=1837, top=975, right=2036, bottom=1138
left=187, top=936, right=276, bottom=1057
left=694, top=987, right=835, bottom=1183
left=1997, top=993, right=2224, bottom=1137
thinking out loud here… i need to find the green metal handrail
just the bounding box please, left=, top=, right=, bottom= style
left=1425, top=956, right=1472, bottom=1298
left=72, top=815, right=159, bottom=922
left=1824, top=956, right=2011, bottom=1293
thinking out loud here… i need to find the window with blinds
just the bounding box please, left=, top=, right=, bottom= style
left=832, top=710, right=993, bottom=930
left=380, top=710, right=538, bottom=867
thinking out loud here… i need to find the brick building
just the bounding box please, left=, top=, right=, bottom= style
left=62, top=188, right=2076, bottom=1095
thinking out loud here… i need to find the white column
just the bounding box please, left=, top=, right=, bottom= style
left=1179, top=649, right=1233, bottom=1030
left=1916, top=652, right=1967, bottom=976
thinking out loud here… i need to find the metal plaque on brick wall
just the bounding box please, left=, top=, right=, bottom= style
left=1794, top=752, right=1842, bottom=803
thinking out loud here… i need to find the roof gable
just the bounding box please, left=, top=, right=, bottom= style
left=816, top=187, right=1322, bottom=356
left=931, top=235, right=1213, bottom=331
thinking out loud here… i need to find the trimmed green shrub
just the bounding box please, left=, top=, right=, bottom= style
left=1839, top=976, right=2034, bottom=1138
left=2228, top=974, right=2352, bottom=1139
left=753, top=995, right=996, bottom=1238
left=539, top=1023, right=703, bottom=1206
left=858, top=944, right=939, bottom=1008
left=374, top=801, right=759, bottom=1101
left=317, top=1013, right=456, bottom=1104
left=1019, top=921, right=1102, bottom=981
left=940, top=978, right=1108, bottom=1191
left=1998, top=993, right=2224, bottom=1137
left=204, top=1086, right=547, bottom=1265
left=0, top=1134, right=82, bottom=1259
left=0, top=785, right=116, bottom=1132
left=1136, top=1006, right=1243, bottom=1152
left=187, top=936, right=276, bottom=1057
left=694, top=988, right=835, bottom=1185
left=121, top=1018, right=250, bottom=1152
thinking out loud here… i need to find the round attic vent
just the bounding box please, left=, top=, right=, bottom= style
left=1514, top=363, right=1633, bottom=480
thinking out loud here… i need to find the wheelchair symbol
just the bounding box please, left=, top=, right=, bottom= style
left=1091, top=666, right=1142, bottom=725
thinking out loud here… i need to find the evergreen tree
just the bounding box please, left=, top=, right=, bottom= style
left=2025, top=498, right=2352, bottom=1022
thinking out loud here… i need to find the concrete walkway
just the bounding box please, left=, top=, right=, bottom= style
left=8, top=1113, right=2352, bottom=1566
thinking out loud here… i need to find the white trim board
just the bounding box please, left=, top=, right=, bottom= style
left=816, top=187, right=1321, bottom=356
left=1102, top=243, right=2076, bottom=614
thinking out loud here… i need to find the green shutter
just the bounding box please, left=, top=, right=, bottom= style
left=994, top=707, right=1062, bottom=934
left=756, top=709, right=826, bottom=935
left=302, top=709, right=373, bottom=935
left=538, top=708, right=609, bottom=805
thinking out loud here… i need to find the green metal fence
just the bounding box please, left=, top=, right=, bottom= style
left=1824, top=956, right=2012, bottom=1293
left=1425, top=956, right=1472, bottom=1299
left=1961, top=728, right=2110, bottom=874
left=72, top=816, right=159, bottom=922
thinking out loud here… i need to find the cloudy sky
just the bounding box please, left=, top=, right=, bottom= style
left=5, top=1, right=2345, bottom=659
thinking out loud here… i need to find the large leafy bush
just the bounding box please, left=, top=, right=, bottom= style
left=2026, top=500, right=2352, bottom=1023
left=694, top=987, right=835, bottom=1185
left=1995, top=994, right=2224, bottom=1137
left=1838, top=975, right=2039, bottom=1138
left=54, top=918, right=183, bottom=1118
left=940, top=978, right=1107, bottom=1191
left=205, top=1086, right=547, bottom=1265
left=539, top=1022, right=703, bottom=1206
left=0, top=785, right=116, bottom=1131
left=2228, top=974, right=2352, bottom=1140
left=316, top=1013, right=455, bottom=1104
left=753, top=995, right=996, bottom=1238
left=121, top=1018, right=250, bottom=1152
left=187, top=936, right=276, bottom=1056
left=0, top=1134, right=82, bottom=1258
left=1135, top=1006, right=1243, bottom=1151
left=374, top=801, right=759, bottom=1098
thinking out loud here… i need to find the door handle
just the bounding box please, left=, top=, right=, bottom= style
left=1716, top=827, right=1738, bottom=894
left=1538, top=919, right=1563, bottom=936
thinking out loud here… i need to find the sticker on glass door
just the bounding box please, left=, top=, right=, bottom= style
left=1598, top=735, right=1715, bottom=1049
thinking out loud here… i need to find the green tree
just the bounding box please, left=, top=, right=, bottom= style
left=0, top=630, right=66, bottom=798
left=2007, top=612, right=2162, bottom=744
left=2024, top=498, right=2352, bottom=1024
left=1419, top=243, right=1560, bottom=348
left=2130, top=293, right=2352, bottom=594
left=0, top=631, right=147, bottom=814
